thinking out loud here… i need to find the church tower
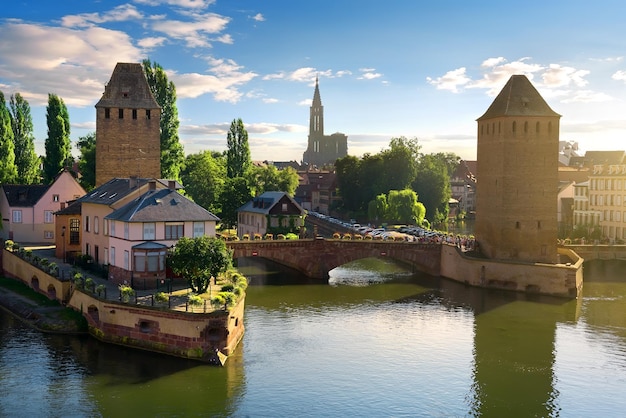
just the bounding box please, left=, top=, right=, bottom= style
left=475, top=75, right=560, bottom=264
left=302, top=77, right=347, bottom=167
left=95, top=63, right=161, bottom=186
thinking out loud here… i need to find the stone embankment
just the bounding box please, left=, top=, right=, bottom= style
left=0, top=285, right=86, bottom=333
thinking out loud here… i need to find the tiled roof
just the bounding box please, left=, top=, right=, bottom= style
left=78, top=178, right=181, bottom=206
left=238, top=191, right=303, bottom=215
left=95, top=63, right=160, bottom=109
left=2, top=184, right=49, bottom=207
left=55, top=200, right=82, bottom=215
left=477, top=75, right=560, bottom=120
left=105, top=188, right=220, bottom=222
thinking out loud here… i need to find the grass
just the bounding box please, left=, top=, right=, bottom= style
left=0, top=276, right=60, bottom=307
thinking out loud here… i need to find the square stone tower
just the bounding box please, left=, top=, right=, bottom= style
left=95, top=63, right=161, bottom=186
left=475, top=75, right=560, bottom=264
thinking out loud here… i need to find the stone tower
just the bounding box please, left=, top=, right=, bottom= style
left=95, top=63, right=161, bottom=186
left=302, top=77, right=348, bottom=167
left=475, top=75, right=560, bottom=264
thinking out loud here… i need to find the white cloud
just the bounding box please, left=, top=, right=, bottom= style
left=358, top=68, right=382, bottom=80
left=0, top=22, right=142, bottom=106
left=561, top=90, right=613, bottom=103
left=61, top=4, right=144, bottom=28
left=138, top=36, right=168, bottom=49
left=426, top=67, right=470, bottom=93
left=134, top=0, right=215, bottom=9
left=251, top=13, right=265, bottom=22
left=150, top=13, right=231, bottom=48
left=262, top=98, right=279, bottom=104
left=612, top=70, right=626, bottom=82
left=541, top=64, right=589, bottom=88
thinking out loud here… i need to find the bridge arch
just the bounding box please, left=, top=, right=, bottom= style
left=228, top=239, right=441, bottom=280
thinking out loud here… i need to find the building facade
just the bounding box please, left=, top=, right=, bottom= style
left=1, top=170, right=85, bottom=244
left=475, top=75, right=560, bottom=264
left=95, top=63, right=161, bottom=186
left=587, top=164, right=626, bottom=242
left=237, top=192, right=305, bottom=238
left=302, top=77, right=348, bottom=167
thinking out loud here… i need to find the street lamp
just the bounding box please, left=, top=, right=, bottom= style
left=61, top=225, right=66, bottom=263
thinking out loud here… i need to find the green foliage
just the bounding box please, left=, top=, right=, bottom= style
left=248, top=164, right=299, bottom=196
left=0, top=91, right=17, bottom=184
left=4, top=240, right=14, bottom=250
left=188, top=293, right=203, bottom=307
left=76, top=132, right=96, bottom=191
left=119, top=284, right=135, bottom=303
left=387, top=189, right=426, bottom=225
left=368, top=194, right=389, bottom=223
left=154, top=291, right=169, bottom=303
left=219, top=176, right=252, bottom=229
left=168, top=236, right=233, bottom=294
left=143, top=59, right=184, bottom=181
left=95, top=284, right=106, bottom=297
left=412, top=153, right=453, bottom=223
left=43, top=94, right=71, bottom=183
left=211, top=291, right=237, bottom=311
left=181, top=150, right=226, bottom=214
left=9, top=93, right=39, bottom=184
left=226, top=118, right=251, bottom=178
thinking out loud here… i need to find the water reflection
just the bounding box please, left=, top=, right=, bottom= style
left=1, top=256, right=625, bottom=416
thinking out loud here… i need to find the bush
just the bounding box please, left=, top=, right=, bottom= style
left=154, top=291, right=169, bottom=303
left=4, top=240, right=14, bottom=250
left=95, top=284, right=106, bottom=297
left=119, top=284, right=134, bottom=303
left=84, top=278, right=94, bottom=292
left=264, top=233, right=273, bottom=240
left=188, top=294, right=203, bottom=311
left=277, top=234, right=286, bottom=240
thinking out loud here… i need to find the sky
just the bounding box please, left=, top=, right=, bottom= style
left=2, top=0, right=626, bottom=164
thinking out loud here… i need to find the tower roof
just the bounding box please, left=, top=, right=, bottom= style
left=477, top=75, right=560, bottom=121
left=312, top=76, right=322, bottom=107
left=95, top=63, right=160, bottom=109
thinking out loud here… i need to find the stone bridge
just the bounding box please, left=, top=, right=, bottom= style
left=227, top=238, right=442, bottom=280
left=563, top=244, right=626, bottom=261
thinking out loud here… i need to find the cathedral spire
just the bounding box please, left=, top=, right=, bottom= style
left=309, top=76, right=324, bottom=136
left=312, top=75, right=322, bottom=107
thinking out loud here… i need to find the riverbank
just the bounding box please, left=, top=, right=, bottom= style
left=0, top=276, right=87, bottom=333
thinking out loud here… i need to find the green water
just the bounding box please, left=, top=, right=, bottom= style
left=1, top=258, right=625, bottom=417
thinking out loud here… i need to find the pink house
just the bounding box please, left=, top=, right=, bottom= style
left=66, top=177, right=219, bottom=287
left=0, top=170, right=86, bottom=244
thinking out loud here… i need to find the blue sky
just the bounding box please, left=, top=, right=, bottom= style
left=2, top=0, right=626, bottom=163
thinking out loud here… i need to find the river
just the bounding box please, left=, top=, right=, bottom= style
left=1, top=257, right=625, bottom=417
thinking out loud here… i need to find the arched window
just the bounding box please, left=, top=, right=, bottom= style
left=512, top=121, right=517, bottom=133
left=524, top=121, right=528, bottom=133
left=536, top=121, right=540, bottom=133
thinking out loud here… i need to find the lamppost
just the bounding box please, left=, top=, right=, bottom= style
left=61, top=225, right=66, bottom=263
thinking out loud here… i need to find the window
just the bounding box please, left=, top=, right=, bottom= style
left=110, top=221, right=116, bottom=237
left=94, top=216, right=99, bottom=234
left=146, top=109, right=151, bottom=119
left=282, top=203, right=288, bottom=212
left=85, top=243, right=90, bottom=256
left=44, top=231, right=54, bottom=239
left=110, top=247, right=116, bottom=266
left=132, top=109, right=137, bottom=120
left=165, top=223, right=184, bottom=239
left=103, top=248, right=109, bottom=266
left=105, top=108, right=110, bottom=119
left=193, top=222, right=205, bottom=238
left=118, top=108, right=124, bottom=119
left=143, top=222, right=156, bottom=240
left=69, top=218, right=80, bottom=244
left=85, top=215, right=90, bottom=232
left=134, top=251, right=146, bottom=272
left=104, top=219, right=109, bottom=236
left=44, top=210, right=54, bottom=223
left=124, top=250, right=129, bottom=270
left=53, top=194, right=59, bottom=202
left=124, top=223, right=129, bottom=239
left=12, top=210, right=22, bottom=223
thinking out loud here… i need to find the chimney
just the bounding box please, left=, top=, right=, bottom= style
left=149, top=180, right=157, bottom=191
left=168, top=180, right=176, bottom=190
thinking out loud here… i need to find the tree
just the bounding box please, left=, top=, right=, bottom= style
left=220, top=177, right=252, bottom=229
left=168, top=236, right=233, bottom=294
left=368, top=194, right=388, bottom=225
left=335, top=155, right=364, bottom=212
left=181, top=150, right=226, bottom=214
left=9, top=93, right=39, bottom=184
left=43, top=93, right=71, bottom=183
left=76, top=132, right=96, bottom=191
left=142, top=59, right=184, bottom=181
left=380, top=137, right=420, bottom=191
left=412, top=154, right=452, bottom=223
left=226, top=118, right=251, bottom=178
left=248, top=164, right=299, bottom=196
left=387, top=189, right=426, bottom=225
left=0, top=91, right=17, bottom=184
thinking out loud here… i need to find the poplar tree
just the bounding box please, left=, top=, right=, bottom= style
left=226, top=118, right=251, bottom=178
left=43, top=93, right=71, bottom=183
left=9, top=93, right=39, bottom=184
left=142, top=59, right=184, bottom=181
left=0, top=91, right=18, bottom=184
left=76, top=132, right=96, bottom=191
